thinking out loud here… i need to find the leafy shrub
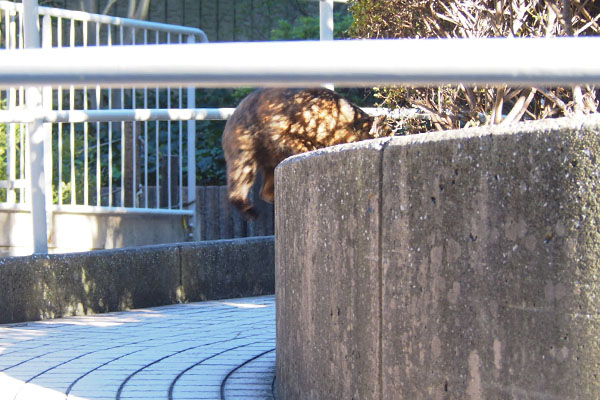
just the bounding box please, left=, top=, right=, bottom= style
left=271, top=11, right=353, bottom=40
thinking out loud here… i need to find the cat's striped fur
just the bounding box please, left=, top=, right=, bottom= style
left=222, top=88, right=391, bottom=220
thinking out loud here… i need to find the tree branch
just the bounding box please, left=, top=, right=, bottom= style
left=501, top=88, right=537, bottom=125
left=102, top=0, right=119, bottom=15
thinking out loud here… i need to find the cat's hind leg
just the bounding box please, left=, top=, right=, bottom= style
left=259, top=168, right=275, bottom=203
left=226, top=157, right=259, bottom=220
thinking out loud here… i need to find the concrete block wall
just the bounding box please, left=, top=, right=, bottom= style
left=275, top=116, right=600, bottom=399
left=0, top=236, right=274, bottom=324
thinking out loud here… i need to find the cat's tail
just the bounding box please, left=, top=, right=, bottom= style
left=230, top=197, right=259, bottom=221
left=225, top=157, right=260, bottom=221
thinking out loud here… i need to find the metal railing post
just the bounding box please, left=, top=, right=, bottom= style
left=319, top=0, right=334, bottom=41
left=23, top=0, right=49, bottom=254
left=186, top=34, right=197, bottom=240
left=319, top=0, right=334, bottom=90
left=42, top=14, right=53, bottom=248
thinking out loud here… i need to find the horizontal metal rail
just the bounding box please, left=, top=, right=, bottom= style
left=52, top=204, right=193, bottom=216
left=0, top=1, right=208, bottom=41
left=1, top=37, right=599, bottom=88
left=0, top=202, right=193, bottom=215
left=0, top=108, right=236, bottom=123
left=0, top=107, right=410, bottom=124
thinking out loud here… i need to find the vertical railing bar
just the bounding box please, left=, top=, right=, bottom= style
left=1, top=7, right=4, bottom=203
left=41, top=14, right=53, bottom=240
left=7, top=111, right=16, bottom=204
left=6, top=9, right=16, bottom=204
left=83, top=19, right=89, bottom=206
left=3, top=8, right=8, bottom=50
left=167, top=31, right=171, bottom=209
left=143, top=28, right=148, bottom=208
left=107, top=25, right=113, bottom=207
left=95, top=21, right=101, bottom=206
left=69, top=17, right=76, bottom=205
left=178, top=102, right=183, bottom=209
left=23, top=0, right=48, bottom=254
left=57, top=16, right=63, bottom=205
left=6, top=11, right=13, bottom=203
left=0, top=4, right=4, bottom=203
left=186, top=34, right=197, bottom=235
left=19, top=110, right=25, bottom=202
left=320, top=0, right=334, bottom=90
left=131, top=26, right=136, bottom=207
left=6, top=12, right=16, bottom=203
left=119, top=25, right=125, bottom=207
left=155, top=30, right=159, bottom=209
left=178, top=33, right=183, bottom=210
left=17, top=8, right=23, bottom=48
left=17, top=11, right=26, bottom=204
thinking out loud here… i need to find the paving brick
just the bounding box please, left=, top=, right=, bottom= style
left=0, top=295, right=275, bottom=400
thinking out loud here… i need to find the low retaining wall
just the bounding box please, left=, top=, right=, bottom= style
left=0, top=236, right=274, bottom=324
left=0, top=185, right=274, bottom=257
left=275, top=116, right=600, bottom=399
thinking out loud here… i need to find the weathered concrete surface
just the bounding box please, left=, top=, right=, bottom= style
left=0, top=211, right=187, bottom=256
left=0, top=245, right=180, bottom=323
left=276, top=140, right=384, bottom=400
left=0, top=236, right=274, bottom=324
left=1, top=185, right=274, bottom=257
left=181, top=237, right=275, bottom=302
left=275, top=115, right=600, bottom=400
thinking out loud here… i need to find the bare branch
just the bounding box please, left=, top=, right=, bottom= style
left=102, top=0, right=119, bottom=15
left=127, top=0, right=137, bottom=19
left=539, top=89, right=571, bottom=116
left=491, top=86, right=506, bottom=125
left=546, top=3, right=557, bottom=36
left=501, top=88, right=537, bottom=125
left=575, top=8, right=600, bottom=35
left=133, top=0, right=151, bottom=20
left=561, top=0, right=574, bottom=35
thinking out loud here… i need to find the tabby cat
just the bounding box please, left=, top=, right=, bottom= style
left=222, top=88, right=391, bottom=220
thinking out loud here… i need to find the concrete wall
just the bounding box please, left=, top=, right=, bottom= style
left=275, top=116, right=600, bottom=399
left=0, top=185, right=273, bottom=257
left=0, top=236, right=274, bottom=324
left=0, top=211, right=188, bottom=257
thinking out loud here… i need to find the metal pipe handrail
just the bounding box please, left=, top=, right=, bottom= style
left=52, top=204, right=194, bottom=216
left=37, top=7, right=208, bottom=41
left=0, top=1, right=208, bottom=41
left=1, top=38, right=599, bottom=89
left=0, top=108, right=236, bottom=123
left=0, top=202, right=194, bottom=215
left=0, top=107, right=412, bottom=124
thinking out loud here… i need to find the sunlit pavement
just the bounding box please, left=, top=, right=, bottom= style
left=0, top=295, right=276, bottom=400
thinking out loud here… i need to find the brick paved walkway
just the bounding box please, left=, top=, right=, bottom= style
left=0, top=295, right=276, bottom=400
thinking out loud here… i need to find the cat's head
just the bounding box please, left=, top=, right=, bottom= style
left=369, top=115, right=394, bottom=138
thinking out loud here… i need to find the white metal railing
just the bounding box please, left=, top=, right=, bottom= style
left=0, top=1, right=207, bottom=230
left=2, top=38, right=600, bottom=88
left=0, top=0, right=349, bottom=254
